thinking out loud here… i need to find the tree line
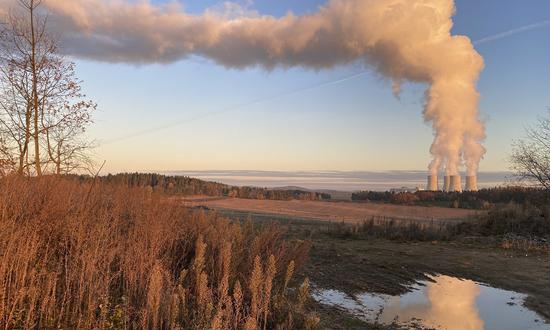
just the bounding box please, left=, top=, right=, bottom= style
left=351, top=187, right=550, bottom=210
left=74, top=172, right=331, bottom=201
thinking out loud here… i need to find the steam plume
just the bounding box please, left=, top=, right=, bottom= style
left=1, top=0, right=486, bottom=175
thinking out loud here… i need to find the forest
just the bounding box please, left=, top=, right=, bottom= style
left=351, top=186, right=550, bottom=209
left=76, top=173, right=332, bottom=201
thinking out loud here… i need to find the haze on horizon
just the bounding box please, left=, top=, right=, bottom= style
left=6, top=0, right=548, bottom=175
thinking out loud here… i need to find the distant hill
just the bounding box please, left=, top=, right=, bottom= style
left=272, top=186, right=313, bottom=191
left=274, top=186, right=352, bottom=200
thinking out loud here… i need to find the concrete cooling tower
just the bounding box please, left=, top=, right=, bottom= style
left=449, top=175, right=462, bottom=192
left=427, top=175, right=438, bottom=191
left=465, top=176, right=478, bottom=192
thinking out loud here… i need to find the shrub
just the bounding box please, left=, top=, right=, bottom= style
left=455, top=202, right=550, bottom=237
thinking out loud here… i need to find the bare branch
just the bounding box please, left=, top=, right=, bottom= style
left=511, top=109, right=550, bottom=190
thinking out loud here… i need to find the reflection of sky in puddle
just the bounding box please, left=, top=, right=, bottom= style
left=312, top=275, right=550, bottom=329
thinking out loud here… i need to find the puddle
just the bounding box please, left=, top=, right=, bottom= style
left=312, top=275, right=549, bottom=330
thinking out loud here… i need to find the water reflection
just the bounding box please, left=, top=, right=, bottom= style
left=363, top=276, right=483, bottom=329
left=313, top=275, right=549, bottom=329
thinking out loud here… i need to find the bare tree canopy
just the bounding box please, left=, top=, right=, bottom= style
left=0, top=0, right=96, bottom=176
left=511, top=109, right=550, bottom=190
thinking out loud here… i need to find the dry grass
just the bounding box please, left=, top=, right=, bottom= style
left=183, top=197, right=480, bottom=224
left=0, top=176, right=314, bottom=329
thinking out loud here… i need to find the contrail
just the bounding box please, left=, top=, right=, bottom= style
left=474, top=19, right=550, bottom=46
left=102, top=70, right=369, bottom=145
left=101, top=18, right=548, bottom=146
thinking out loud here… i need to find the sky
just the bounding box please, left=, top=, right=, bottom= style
left=70, top=0, right=550, bottom=173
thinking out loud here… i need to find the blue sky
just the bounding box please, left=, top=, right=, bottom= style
left=76, top=0, right=550, bottom=173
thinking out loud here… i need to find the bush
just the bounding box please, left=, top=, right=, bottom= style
left=456, top=202, right=550, bottom=237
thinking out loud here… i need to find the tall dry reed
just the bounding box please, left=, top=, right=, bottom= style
left=0, top=176, right=313, bottom=329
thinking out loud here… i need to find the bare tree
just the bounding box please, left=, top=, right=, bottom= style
left=0, top=0, right=96, bottom=176
left=511, top=110, right=550, bottom=189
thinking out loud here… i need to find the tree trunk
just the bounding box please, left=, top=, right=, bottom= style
left=18, top=141, right=26, bottom=175
left=56, top=142, right=61, bottom=175
left=30, top=1, right=41, bottom=176
left=17, top=104, right=32, bottom=175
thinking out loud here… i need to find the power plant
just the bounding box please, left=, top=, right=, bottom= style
left=426, top=174, right=478, bottom=192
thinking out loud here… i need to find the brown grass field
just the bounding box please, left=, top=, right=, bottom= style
left=181, top=197, right=481, bottom=223
left=0, top=177, right=316, bottom=329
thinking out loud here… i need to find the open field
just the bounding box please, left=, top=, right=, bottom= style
left=181, top=197, right=481, bottom=223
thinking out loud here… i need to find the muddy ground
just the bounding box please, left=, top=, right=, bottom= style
left=218, top=209, right=550, bottom=329
left=303, top=236, right=550, bottom=329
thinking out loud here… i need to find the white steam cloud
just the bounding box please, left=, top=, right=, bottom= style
left=1, top=0, right=486, bottom=176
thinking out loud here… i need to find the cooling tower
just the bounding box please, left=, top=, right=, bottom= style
left=427, top=175, right=438, bottom=191
left=449, top=175, right=462, bottom=192
left=443, top=175, right=451, bottom=192
left=465, top=176, right=478, bottom=192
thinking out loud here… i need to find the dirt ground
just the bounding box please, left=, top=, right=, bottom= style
left=182, top=197, right=480, bottom=223
left=295, top=230, right=550, bottom=329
